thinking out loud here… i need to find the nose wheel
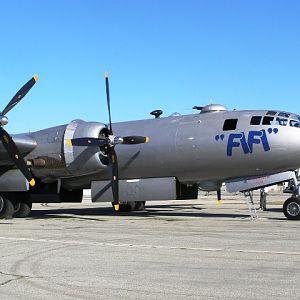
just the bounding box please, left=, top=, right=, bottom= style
left=283, top=197, right=300, bottom=220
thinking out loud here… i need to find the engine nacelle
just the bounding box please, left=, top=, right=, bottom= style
left=63, top=119, right=108, bottom=176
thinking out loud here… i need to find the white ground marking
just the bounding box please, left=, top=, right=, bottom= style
left=0, top=236, right=299, bottom=256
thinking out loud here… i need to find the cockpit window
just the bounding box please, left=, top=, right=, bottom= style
left=266, top=111, right=277, bottom=116
left=290, top=115, right=300, bottom=128
left=250, top=116, right=262, bottom=125
left=278, top=112, right=290, bottom=118
left=223, top=119, right=238, bottom=131
left=262, top=116, right=274, bottom=125
left=260, top=112, right=300, bottom=128
left=290, top=120, right=300, bottom=128
left=274, top=117, right=287, bottom=126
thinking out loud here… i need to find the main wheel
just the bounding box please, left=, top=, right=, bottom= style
left=0, top=195, right=14, bottom=219
left=13, top=193, right=32, bottom=218
left=283, top=197, right=300, bottom=220
left=120, top=202, right=146, bottom=212
left=14, top=202, right=32, bottom=218
left=134, top=201, right=146, bottom=211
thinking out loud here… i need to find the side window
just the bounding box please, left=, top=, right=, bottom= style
left=250, top=116, right=262, bottom=125
left=223, top=119, right=238, bottom=131
left=262, top=116, right=274, bottom=125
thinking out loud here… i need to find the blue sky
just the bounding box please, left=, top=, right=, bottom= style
left=0, top=0, right=300, bottom=133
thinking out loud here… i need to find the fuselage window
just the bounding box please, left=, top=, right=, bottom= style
left=262, top=116, right=274, bottom=125
left=266, top=111, right=277, bottom=116
left=223, top=119, right=238, bottom=131
left=274, top=117, right=287, bottom=126
left=250, top=116, right=262, bottom=125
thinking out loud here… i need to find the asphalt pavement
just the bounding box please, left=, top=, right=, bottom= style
left=0, top=191, right=299, bottom=299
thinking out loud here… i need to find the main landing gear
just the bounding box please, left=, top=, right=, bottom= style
left=0, top=192, right=32, bottom=219
left=0, top=194, right=14, bottom=219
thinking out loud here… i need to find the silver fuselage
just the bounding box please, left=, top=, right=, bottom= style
left=12, top=109, right=300, bottom=190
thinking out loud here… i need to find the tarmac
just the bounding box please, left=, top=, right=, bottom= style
left=0, top=191, right=299, bottom=299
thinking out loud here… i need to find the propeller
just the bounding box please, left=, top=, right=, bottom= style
left=69, top=136, right=149, bottom=147
left=68, top=72, right=149, bottom=211
left=0, top=76, right=38, bottom=187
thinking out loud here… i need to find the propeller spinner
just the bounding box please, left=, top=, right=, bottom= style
left=0, top=76, right=38, bottom=187
left=69, top=73, right=149, bottom=211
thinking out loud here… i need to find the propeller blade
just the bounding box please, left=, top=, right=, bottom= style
left=122, top=136, right=149, bottom=145
left=105, top=72, right=113, bottom=134
left=68, top=137, right=107, bottom=147
left=217, top=189, right=222, bottom=204
left=192, top=106, right=203, bottom=111
left=217, top=189, right=221, bottom=200
left=108, top=147, right=119, bottom=211
left=2, top=76, right=38, bottom=116
left=0, top=127, right=35, bottom=187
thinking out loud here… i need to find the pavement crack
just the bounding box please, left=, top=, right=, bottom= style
left=0, top=270, right=41, bottom=286
left=0, top=277, right=22, bottom=286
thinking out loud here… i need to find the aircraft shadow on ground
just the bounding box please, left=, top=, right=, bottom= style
left=26, top=202, right=275, bottom=220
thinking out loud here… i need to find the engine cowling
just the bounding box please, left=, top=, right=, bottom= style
left=63, top=119, right=108, bottom=176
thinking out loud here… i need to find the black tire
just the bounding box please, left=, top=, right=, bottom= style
left=134, top=201, right=146, bottom=211
left=0, top=195, right=14, bottom=219
left=13, top=193, right=32, bottom=218
left=283, top=197, right=300, bottom=220
left=120, top=202, right=135, bottom=212
left=125, top=202, right=136, bottom=211
left=13, top=202, right=32, bottom=218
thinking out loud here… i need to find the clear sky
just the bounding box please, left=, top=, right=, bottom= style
left=0, top=0, right=300, bottom=133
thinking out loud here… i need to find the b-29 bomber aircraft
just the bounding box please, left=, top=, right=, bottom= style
left=0, top=74, right=300, bottom=220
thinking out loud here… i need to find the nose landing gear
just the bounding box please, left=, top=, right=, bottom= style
left=283, top=175, right=300, bottom=220
left=283, top=197, right=300, bottom=220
